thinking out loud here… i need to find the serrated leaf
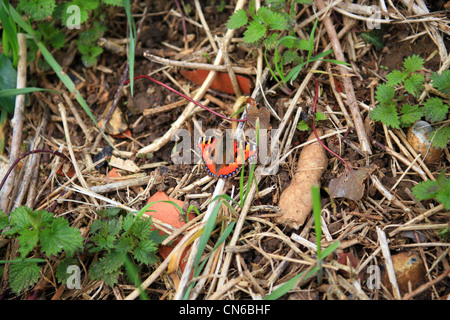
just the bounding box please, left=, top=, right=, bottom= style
left=17, top=229, right=39, bottom=257
left=297, top=120, right=310, bottom=131
left=436, top=182, right=450, bottom=209
left=9, top=261, right=41, bottom=294
left=412, top=179, right=440, bottom=201
left=18, top=0, right=55, bottom=21
left=283, top=50, right=299, bottom=64
left=243, top=20, right=266, bottom=43
left=78, top=0, right=100, bottom=10
left=256, top=7, right=288, bottom=30
left=9, top=206, right=32, bottom=230
left=431, top=70, right=450, bottom=95
left=386, top=70, right=407, bottom=86
left=103, top=0, right=124, bottom=7
left=400, top=103, right=422, bottom=127
left=130, top=218, right=153, bottom=240
left=132, top=240, right=158, bottom=264
left=370, top=102, right=400, bottom=128
left=297, top=38, right=311, bottom=51
left=263, top=33, right=279, bottom=50
left=403, top=54, right=424, bottom=73
left=40, top=217, right=83, bottom=257
left=430, top=126, right=450, bottom=149
left=423, top=97, right=449, bottom=123
left=404, top=73, right=424, bottom=97
left=375, top=83, right=395, bottom=104
left=123, top=213, right=134, bottom=232
left=226, top=9, right=248, bottom=29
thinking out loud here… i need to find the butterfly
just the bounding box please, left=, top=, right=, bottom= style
left=197, top=136, right=257, bottom=179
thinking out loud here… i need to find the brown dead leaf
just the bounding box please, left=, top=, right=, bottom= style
left=276, top=129, right=328, bottom=229
left=328, top=166, right=374, bottom=201
left=109, top=155, right=141, bottom=173
left=246, top=97, right=271, bottom=131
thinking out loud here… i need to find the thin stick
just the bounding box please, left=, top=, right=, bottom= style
left=194, top=0, right=218, bottom=52
left=0, top=34, right=27, bottom=211
left=316, top=0, right=372, bottom=155
left=143, top=52, right=255, bottom=75
left=376, top=227, right=402, bottom=299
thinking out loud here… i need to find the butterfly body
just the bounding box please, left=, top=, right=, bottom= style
left=197, top=136, right=257, bottom=179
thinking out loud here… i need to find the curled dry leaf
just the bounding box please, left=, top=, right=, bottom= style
left=109, top=155, right=141, bottom=173
left=98, top=106, right=128, bottom=135
left=246, top=97, right=271, bottom=131
left=328, top=165, right=375, bottom=201
left=276, top=129, right=328, bottom=229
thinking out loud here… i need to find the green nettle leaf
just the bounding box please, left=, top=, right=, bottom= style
left=370, top=102, right=400, bottom=129
left=431, top=70, right=450, bottom=95
left=226, top=9, right=248, bottom=29
left=17, top=229, right=39, bottom=257
left=256, top=7, right=288, bottom=30
left=283, top=50, right=299, bottom=64
left=297, top=38, right=311, bottom=51
left=263, top=33, right=279, bottom=50
left=375, top=84, right=395, bottom=104
left=386, top=70, right=407, bottom=86
left=18, top=0, right=56, bottom=21
left=297, top=120, right=309, bottom=131
left=404, top=73, right=424, bottom=97
left=9, top=261, right=41, bottom=294
left=430, top=126, right=450, bottom=149
left=102, top=0, right=124, bottom=6
left=40, top=217, right=83, bottom=257
left=243, top=20, right=267, bottom=43
left=423, top=97, right=449, bottom=123
left=412, top=179, right=440, bottom=201
left=436, top=182, right=450, bottom=209
left=400, top=103, right=422, bottom=127
left=132, top=240, right=158, bottom=264
left=403, top=54, right=424, bottom=73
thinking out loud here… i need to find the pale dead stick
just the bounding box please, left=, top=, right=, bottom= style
left=377, top=227, right=402, bottom=300
left=143, top=52, right=255, bottom=75
left=194, top=0, right=218, bottom=52
left=0, top=33, right=27, bottom=212
left=316, top=0, right=372, bottom=155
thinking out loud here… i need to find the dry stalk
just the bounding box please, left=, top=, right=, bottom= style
left=1, top=33, right=27, bottom=212
left=194, top=0, right=218, bottom=52
left=143, top=52, right=255, bottom=75
left=316, top=0, right=372, bottom=155
left=376, top=227, right=402, bottom=299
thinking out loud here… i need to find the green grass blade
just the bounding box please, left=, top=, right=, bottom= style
left=0, top=87, right=59, bottom=97
left=0, top=1, right=19, bottom=67
left=123, top=0, right=136, bottom=96
left=263, top=265, right=320, bottom=300
left=124, top=255, right=148, bottom=300
left=321, top=240, right=340, bottom=259
left=312, top=185, right=322, bottom=260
